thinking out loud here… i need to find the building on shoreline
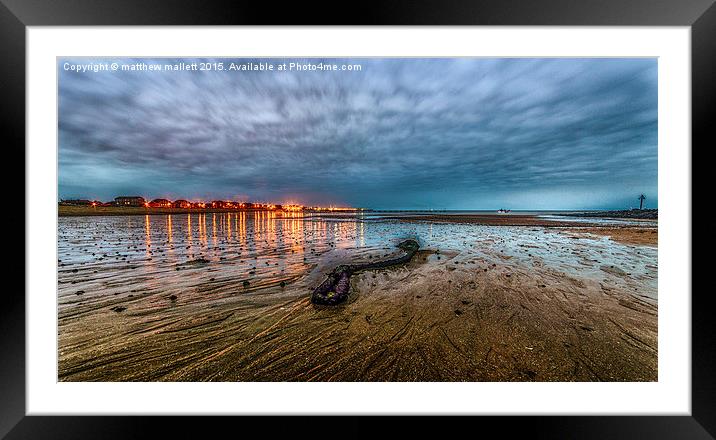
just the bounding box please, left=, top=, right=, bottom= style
left=114, top=196, right=146, bottom=207
left=149, top=198, right=172, bottom=208
left=173, top=199, right=191, bottom=208
left=59, top=199, right=95, bottom=206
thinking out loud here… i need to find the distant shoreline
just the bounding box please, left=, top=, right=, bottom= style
left=59, top=205, right=658, bottom=218
left=58, top=205, right=309, bottom=217
left=554, top=209, right=657, bottom=220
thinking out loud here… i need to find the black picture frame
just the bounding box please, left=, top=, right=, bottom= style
left=5, top=0, right=712, bottom=438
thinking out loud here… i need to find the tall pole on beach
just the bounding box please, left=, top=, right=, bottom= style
left=638, top=194, right=646, bottom=210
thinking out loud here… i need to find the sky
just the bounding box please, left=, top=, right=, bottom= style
left=58, top=57, right=657, bottom=210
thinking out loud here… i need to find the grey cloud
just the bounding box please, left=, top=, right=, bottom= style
left=58, top=57, right=657, bottom=209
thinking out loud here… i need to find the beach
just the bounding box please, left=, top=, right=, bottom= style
left=58, top=212, right=657, bottom=381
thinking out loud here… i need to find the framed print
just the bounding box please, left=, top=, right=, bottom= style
left=6, top=0, right=713, bottom=438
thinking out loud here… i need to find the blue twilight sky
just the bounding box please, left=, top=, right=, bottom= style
left=58, top=58, right=657, bottom=210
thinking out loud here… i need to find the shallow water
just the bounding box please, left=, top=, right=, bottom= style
left=58, top=211, right=657, bottom=306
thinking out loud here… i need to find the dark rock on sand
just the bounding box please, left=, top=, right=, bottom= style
left=601, top=265, right=627, bottom=276
left=312, top=239, right=420, bottom=306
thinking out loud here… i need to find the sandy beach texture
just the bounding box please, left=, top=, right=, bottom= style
left=58, top=214, right=657, bottom=381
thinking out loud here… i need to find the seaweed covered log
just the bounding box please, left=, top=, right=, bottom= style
left=311, top=239, right=420, bottom=305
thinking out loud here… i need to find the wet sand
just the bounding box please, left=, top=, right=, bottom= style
left=565, top=227, right=657, bottom=246
left=58, top=214, right=657, bottom=382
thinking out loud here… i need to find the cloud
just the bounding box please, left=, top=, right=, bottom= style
left=58, top=57, right=657, bottom=209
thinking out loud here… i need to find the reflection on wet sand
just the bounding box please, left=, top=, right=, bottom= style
left=58, top=213, right=657, bottom=381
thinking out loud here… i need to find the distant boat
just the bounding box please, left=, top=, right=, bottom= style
left=497, top=208, right=511, bottom=214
